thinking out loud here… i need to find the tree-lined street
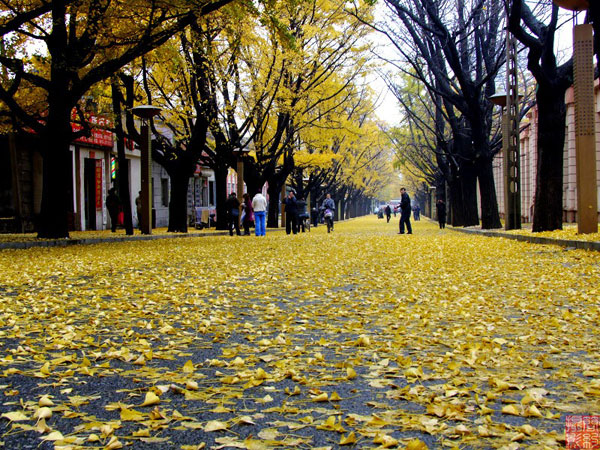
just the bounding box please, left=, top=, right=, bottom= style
left=0, top=218, right=598, bottom=449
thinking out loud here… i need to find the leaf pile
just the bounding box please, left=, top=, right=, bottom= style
left=0, top=217, right=598, bottom=449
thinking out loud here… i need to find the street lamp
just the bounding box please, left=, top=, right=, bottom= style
left=490, top=89, right=524, bottom=231
left=132, top=105, right=161, bottom=235
left=554, top=0, right=597, bottom=233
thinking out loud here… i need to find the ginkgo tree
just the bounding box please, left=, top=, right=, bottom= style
left=293, top=81, right=394, bottom=216
left=239, top=0, right=377, bottom=227
left=0, top=0, right=235, bottom=238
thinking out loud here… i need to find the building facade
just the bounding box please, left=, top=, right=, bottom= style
left=0, top=112, right=217, bottom=232
left=494, top=79, right=600, bottom=223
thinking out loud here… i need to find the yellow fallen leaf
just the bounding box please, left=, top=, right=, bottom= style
left=406, top=439, right=429, bottom=450
left=132, top=429, right=151, bottom=437
left=1, top=411, right=29, bottom=421
left=312, top=392, right=329, bottom=402
left=182, top=360, right=195, bottom=373
left=524, top=405, right=543, bottom=418
left=355, top=335, right=371, bottom=347
left=120, top=408, right=145, bottom=421
left=186, top=380, right=199, bottom=391
left=373, top=434, right=398, bottom=447
left=204, top=420, right=228, bottom=432
left=340, top=431, right=357, bottom=445
left=34, top=407, right=52, bottom=420
left=105, top=436, right=123, bottom=449
left=237, top=415, right=255, bottom=425
left=501, top=404, right=521, bottom=416
left=256, top=394, right=273, bottom=403
left=41, top=431, right=65, bottom=441
left=40, top=362, right=51, bottom=376
left=519, top=424, right=537, bottom=436
left=330, top=391, right=342, bottom=401
left=39, top=395, right=54, bottom=407
left=140, top=391, right=160, bottom=407
left=346, top=367, right=357, bottom=379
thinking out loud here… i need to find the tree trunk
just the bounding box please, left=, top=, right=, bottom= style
left=477, top=156, right=502, bottom=229
left=267, top=182, right=282, bottom=228
left=111, top=80, right=134, bottom=235
left=458, top=164, right=480, bottom=227
left=38, top=109, right=72, bottom=239
left=532, top=86, right=566, bottom=232
left=214, top=166, right=229, bottom=230
left=168, top=172, right=190, bottom=233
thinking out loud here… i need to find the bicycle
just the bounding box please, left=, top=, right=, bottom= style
left=324, top=209, right=334, bottom=233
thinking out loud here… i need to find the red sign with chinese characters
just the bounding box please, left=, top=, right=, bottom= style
left=567, top=415, right=600, bottom=449
left=95, top=159, right=103, bottom=210
left=71, top=112, right=114, bottom=148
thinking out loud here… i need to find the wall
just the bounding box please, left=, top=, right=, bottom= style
left=494, top=79, right=600, bottom=223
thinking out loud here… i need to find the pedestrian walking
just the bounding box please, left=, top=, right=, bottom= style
left=252, top=191, right=267, bottom=236
left=398, top=187, right=412, bottom=234
left=385, top=205, right=391, bottom=223
left=241, top=193, right=254, bottom=236
left=437, top=198, right=446, bottom=229
left=322, top=193, right=336, bottom=233
left=106, top=187, right=120, bottom=232
left=296, top=197, right=308, bottom=232
left=283, top=191, right=298, bottom=235
left=135, top=191, right=142, bottom=229
left=413, top=204, right=421, bottom=221
left=225, top=193, right=241, bottom=236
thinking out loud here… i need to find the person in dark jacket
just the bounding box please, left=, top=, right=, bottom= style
left=296, top=197, right=308, bottom=232
left=437, top=198, right=446, bottom=229
left=413, top=204, right=421, bottom=221
left=398, top=187, right=412, bottom=234
left=241, top=193, right=254, bottom=235
left=283, top=191, right=298, bottom=235
left=106, top=188, right=120, bottom=232
left=225, top=193, right=241, bottom=236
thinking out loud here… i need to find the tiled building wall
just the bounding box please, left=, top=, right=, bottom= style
left=495, top=80, right=600, bottom=223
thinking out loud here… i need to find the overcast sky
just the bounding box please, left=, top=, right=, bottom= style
left=370, top=5, right=583, bottom=128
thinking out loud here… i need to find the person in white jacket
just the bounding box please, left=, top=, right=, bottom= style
left=252, top=191, right=267, bottom=236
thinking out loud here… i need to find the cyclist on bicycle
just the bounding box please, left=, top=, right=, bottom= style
left=322, top=193, right=336, bottom=233
left=296, top=197, right=309, bottom=232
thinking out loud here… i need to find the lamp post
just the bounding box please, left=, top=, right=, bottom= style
left=490, top=90, right=524, bottom=230
left=554, top=0, right=597, bottom=233
left=490, top=25, right=523, bottom=230
left=132, top=105, right=161, bottom=235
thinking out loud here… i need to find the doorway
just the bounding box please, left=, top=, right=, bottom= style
left=83, top=158, right=97, bottom=230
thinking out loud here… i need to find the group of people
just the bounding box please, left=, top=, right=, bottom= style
left=227, top=190, right=336, bottom=236
left=225, top=191, right=267, bottom=236
left=281, top=191, right=310, bottom=234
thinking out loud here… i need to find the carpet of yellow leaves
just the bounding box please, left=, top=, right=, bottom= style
left=0, top=216, right=598, bottom=449
left=0, top=226, right=225, bottom=243
left=503, top=224, right=600, bottom=242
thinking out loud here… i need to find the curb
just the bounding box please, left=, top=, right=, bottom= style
left=0, top=223, right=300, bottom=251
left=0, top=231, right=231, bottom=251
left=451, top=226, right=600, bottom=252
